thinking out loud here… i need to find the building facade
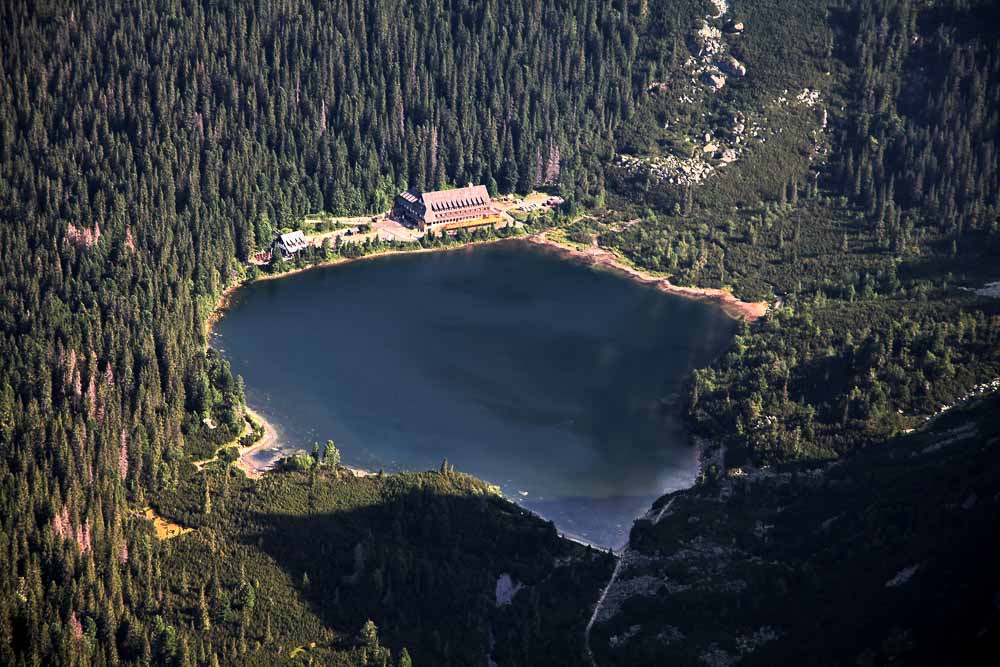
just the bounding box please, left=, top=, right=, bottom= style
left=393, top=185, right=502, bottom=234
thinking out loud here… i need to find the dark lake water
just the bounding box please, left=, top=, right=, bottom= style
left=212, top=242, right=736, bottom=548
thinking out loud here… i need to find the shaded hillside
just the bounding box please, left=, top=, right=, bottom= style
left=147, top=464, right=613, bottom=666
left=590, top=393, right=1000, bottom=665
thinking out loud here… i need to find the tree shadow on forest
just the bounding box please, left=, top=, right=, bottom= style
left=899, top=231, right=1000, bottom=287
left=244, top=483, right=613, bottom=666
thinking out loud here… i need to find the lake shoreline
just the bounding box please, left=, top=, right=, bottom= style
left=236, top=403, right=389, bottom=480
left=525, top=231, right=769, bottom=322
left=209, top=228, right=767, bottom=340
left=233, top=406, right=280, bottom=479
left=234, top=400, right=613, bottom=547
left=207, top=234, right=522, bottom=336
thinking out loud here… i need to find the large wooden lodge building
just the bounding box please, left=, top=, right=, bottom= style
left=393, top=185, right=503, bottom=234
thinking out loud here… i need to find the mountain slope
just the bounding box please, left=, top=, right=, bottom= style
left=589, top=393, right=1000, bottom=665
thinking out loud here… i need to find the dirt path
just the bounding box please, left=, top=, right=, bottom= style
left=584, top=552, right=622, bottom=667
left=191, top=416, right=255, bottom=472
left=527, top=231, right=769, bottom=322
left=583, top=498, right=676, bottom=666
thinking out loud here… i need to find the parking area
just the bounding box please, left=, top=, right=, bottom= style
left=373, top=216, right=422, bottom=242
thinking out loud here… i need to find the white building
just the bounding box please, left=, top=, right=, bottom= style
left=274, top=231, right=309, bottom=258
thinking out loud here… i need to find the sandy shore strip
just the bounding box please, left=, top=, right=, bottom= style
left=525, top=231, right=769, bottom=322
left=234, top=406, right=281, bottom=479
left=235, top=405, right=376, bottom=479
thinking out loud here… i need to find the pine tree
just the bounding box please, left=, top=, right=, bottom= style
left=323, top=440, right=340, bottom=468
left=360, top=619, right=379, bottom=648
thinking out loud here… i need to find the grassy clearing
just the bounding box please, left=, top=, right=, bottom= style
left=140, top=507, right=194, bottom=540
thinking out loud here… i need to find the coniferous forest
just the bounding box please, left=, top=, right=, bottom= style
left=1, top=0, right=998, bottom=665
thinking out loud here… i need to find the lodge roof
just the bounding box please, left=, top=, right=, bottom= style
left=422, top=185, right=489, bottom=211
left=419, top=185, right=491, bottom=224
left=277, top=231, right=308, bottom=252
